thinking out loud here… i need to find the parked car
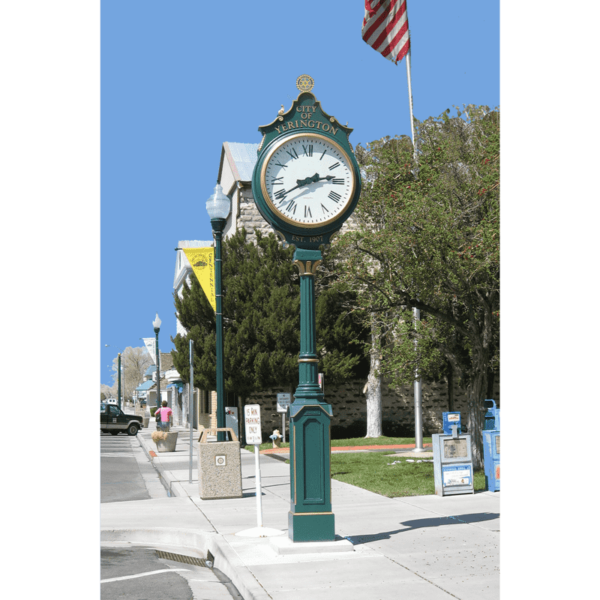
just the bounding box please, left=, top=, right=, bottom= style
left=100, top=402, right=143, bottom=436
left=106, top=398, right=118, bottom=405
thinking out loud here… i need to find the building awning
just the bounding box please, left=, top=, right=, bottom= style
left=136, top=380, right=156, bottom=391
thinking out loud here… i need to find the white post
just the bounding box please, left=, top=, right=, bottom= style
left=404, top=31, right=424, bottom=451
left=254, top=444, right=263, bottom=528
left=405, top=42, right=416, bottom=159
left=413, top=307, right=424, bottom=451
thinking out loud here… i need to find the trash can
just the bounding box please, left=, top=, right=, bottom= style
left=197, top=427, right=243, bottom=500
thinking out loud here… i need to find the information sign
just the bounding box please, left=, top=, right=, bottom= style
left=244, top=404, right=262, bottom=445
left=442, top=464, right=473, bottom=487
left=276, top=393, right=291, bottom=413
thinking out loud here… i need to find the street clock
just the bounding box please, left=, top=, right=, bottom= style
left=252, top=76, right=361, bottom=249
left=251, top=77, right=359, bottom=543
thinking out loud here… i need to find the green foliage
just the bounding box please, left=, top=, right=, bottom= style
left=331, top=106, right=499, bottom=393
left=150, top=406, right=158, bottom=417
left=171, top=229, right=368, bottom=399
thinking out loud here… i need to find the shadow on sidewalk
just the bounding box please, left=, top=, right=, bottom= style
left=400, top=512, right=499, bottom=530
left=346, top=512, right=499, bottom=545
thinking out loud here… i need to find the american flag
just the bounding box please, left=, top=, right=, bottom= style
left=362, top=0, right=410, bottom=64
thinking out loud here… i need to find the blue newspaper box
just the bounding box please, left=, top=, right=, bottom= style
left=482, top=399, right=500, bottom=491
left=443, top=412, right=462, bottom=435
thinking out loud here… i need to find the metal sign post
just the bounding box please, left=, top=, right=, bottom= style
left=244, top=404, right=263, bottom=528
left=236, top=404, right=283, bottom=539
left=276, top=393, right=291, bottom=444
left=189, top=339, right=194, bottom=484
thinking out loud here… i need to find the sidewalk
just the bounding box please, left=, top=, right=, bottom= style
left=101, top=421, right=499, bottom=600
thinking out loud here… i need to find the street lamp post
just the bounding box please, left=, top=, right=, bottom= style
left=153, top=314, right=162, bottom=409
left=105, top=344, right=123, bottom=410
left=118, top=353, right=122, bottom=411
left=206, top=183, right=231, bottom=442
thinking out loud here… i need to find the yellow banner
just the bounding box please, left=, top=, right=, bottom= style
left=183, top=248, right=216, bottom=312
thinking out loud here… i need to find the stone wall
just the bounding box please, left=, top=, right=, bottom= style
left=245, top=378, right=500, bottom=440
left=236, top=186, right=275, bottom=244
left=232, top=186, right=361, bottom=245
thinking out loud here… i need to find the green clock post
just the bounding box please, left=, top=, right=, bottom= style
left=252, top=76, right=361, bottom=542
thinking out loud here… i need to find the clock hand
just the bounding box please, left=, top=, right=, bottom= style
left=311, top=174, right=335, bottom=183
left=275, top=174, right=335, bottom=201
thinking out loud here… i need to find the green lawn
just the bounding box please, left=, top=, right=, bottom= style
left=245, top=435, right=483, bottom=497
left=277, top=453, right=485, bottom=497
left=330, top=452, right=486, bottom=497
left=245, top=435, right=432, bottom=453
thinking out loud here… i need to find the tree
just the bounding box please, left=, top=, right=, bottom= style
left=110, top=346, right=153, bottom=401
left=100, top=383, right=116, bottom=400
left=171, top=229, right=368, bottom=403
left=330, top=106, right=500, bottom=466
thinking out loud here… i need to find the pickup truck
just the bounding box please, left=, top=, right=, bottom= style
left=100, top=402, right=143, bottom=436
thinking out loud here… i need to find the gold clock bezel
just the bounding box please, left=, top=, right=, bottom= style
left=260, top=132, right=356, bottom=229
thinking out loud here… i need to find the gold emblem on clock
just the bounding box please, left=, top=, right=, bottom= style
left=296, top=74, right=314, bottom=93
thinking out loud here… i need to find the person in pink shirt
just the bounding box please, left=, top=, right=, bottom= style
left=156, top=400, right=173, bottom=431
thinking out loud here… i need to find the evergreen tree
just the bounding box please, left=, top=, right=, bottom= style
left=171, top=229, right=368, bottom=403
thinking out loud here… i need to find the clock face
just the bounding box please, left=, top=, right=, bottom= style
left=261, top=132, right=356, bottom=228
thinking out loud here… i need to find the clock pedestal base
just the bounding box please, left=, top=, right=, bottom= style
left=288, top=511, right=335, bottom=543
left=288, top=249, right=335, bottom=543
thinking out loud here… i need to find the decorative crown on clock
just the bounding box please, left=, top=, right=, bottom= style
left=296, top=74, right=314, bottom=93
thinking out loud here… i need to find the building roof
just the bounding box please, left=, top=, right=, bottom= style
left=219, top=142, right=259, bottom=184
left=136, top=380, right=155, bottom=391
left=178, top=240, right=213, bottom=249
left=144, top=365, right=156, bottom=376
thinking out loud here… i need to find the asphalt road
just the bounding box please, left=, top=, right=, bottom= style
left=101, top=545, right=242, bottom=600
left=100, top=431, right=240, bottom=599
left=101, top=433, right=151, bottom=503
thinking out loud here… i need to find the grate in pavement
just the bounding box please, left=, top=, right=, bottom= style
left=155, top=550, right=207, bottom=567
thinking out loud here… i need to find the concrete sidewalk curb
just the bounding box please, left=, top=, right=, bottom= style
left=137, top=431, right=189, bottom=498
left=137, top=431, right=255, bottom=498
left=100, top=527, right=271, bottom=600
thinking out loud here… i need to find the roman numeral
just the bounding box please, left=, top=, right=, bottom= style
left=275, top=189, right=287, bottom=200
left=329, top=162, right=340, bottom=170
left=304, top=206, right=312, bottom=218
left=332, top=178, right=344, bottom=185
left=275, top=161, right=288, bottom=169
left=271, top=177, right=283, bottom=185
left=286, top=201, right=297, bottom=215
left=302, top=145, right=313, bottom=157
left=328, top=191, right=341, bottom=202
left=321, top=203, right=330, bottom=213
left=286, top=148, right=299, bottom=160
left=320, top=150, right=327, bottom=160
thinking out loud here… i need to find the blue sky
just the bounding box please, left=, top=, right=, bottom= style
left=100, top=0, right=500, bottom=385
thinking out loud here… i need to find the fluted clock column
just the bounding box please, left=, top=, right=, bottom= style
left=288, top=248, right=334, bottom=542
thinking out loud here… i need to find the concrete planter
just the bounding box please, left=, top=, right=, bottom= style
left=155, top=431, right=178, bottom=453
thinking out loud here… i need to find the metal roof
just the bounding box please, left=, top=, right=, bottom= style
left=136, top=380, right=155, bottom=391
left=177, top=240, right=213, bottom=249
left=144, top=365, right=157, bottom=376
left=224, top=142, right=259, bottom=182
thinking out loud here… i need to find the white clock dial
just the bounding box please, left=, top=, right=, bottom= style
left=261, top=133, right=355, bottom=228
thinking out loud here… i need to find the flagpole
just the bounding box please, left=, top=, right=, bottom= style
left=405, top=34, right=416, bottom=159
left=404, top=29, right=425, bottom=453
